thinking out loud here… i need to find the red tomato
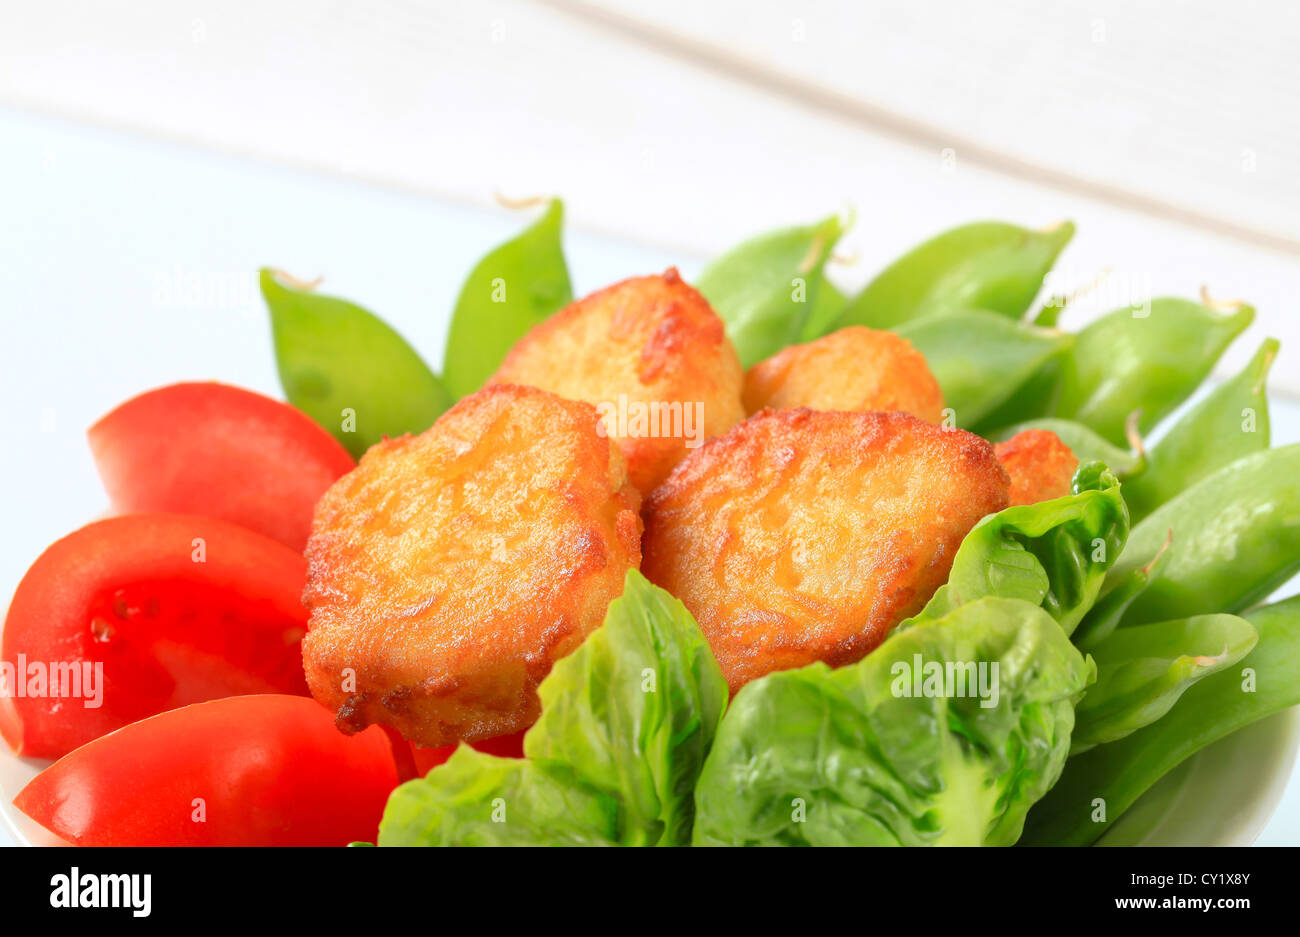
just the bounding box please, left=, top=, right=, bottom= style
left=13, top=695, right=400, bottom=846
left=411, top=729, right=527, bottom=775
left=0, top=514, right=310, bottom=759
left=88, top=382, right=354, bottom=551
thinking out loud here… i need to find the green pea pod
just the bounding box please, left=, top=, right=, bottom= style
left=968, top=351, right=1068, bottom=433
left=1055, top=296, right=1255, bottom=445
left=904, top=462, right=1128, bottom=636
left=1071, top=612, right=1257, bottom=753
left=693, top=596, right=1093, bottom=846
left=836, top=220, right=1074, bottom=330
left=441, top=200, right=572, bottom=399
left=697, top=214, right=846, bottom=367
left=990, top=417, right=1146, bottom=480
left=260, top=269, right=451, bottom=458
left=1122, top=338, right=1278, bottom=522
left=1032, top=294, right=1067, bottom=328
left=1021, top=594, right=1300, bottom=846
left=1105, top=443, right=1300, bottom=627
left=796, top=272, right=848, bottom=342
left=1073, top=533, right=1170, bottom=649
left=895, top=310, right=1073, bottom=428
left=1032, top=267, right=1113, bottom=329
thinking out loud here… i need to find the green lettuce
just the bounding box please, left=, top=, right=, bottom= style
left=377, top=570, right=727, bottom=846
left=692, top=596, right=1094, bottom=846
left=905, top=462, right=1128, bottom=636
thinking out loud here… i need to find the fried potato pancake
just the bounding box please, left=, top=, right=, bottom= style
left=994, top=429, right=1079, bottom=506
left=302, top=384, right=642, bottom=747
left=742, top=325, right=945, bottom=422
left=490, top=269, right=745, bottom=493
left=642, top=408, right=1008, bottom=692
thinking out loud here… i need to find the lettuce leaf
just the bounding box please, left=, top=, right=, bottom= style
left=692, top=596, right=1094, bottom=846
left=904, top=461, right=1128, bottom=635
left=376, top=570, right=727, bottom=846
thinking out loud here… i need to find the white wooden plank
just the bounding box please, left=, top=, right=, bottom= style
left=571, top=0, right=1300, bottom=246
left=0, top=0, right=1296, bottom=393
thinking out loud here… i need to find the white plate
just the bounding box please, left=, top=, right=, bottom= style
left=1, top=752, right=64, bottom=846
left=1097, top=707, right=1300, bottom=846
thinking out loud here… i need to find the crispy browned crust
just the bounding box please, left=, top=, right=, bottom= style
left=301, top=384, right=643, bottom=747
left=743, top=325, right=945, bottom=422
left=994, top=429, right=1079, bottom=506
left=490, top=269, right=745, bottom=493
left=642, top=408, right=1009, bottom=692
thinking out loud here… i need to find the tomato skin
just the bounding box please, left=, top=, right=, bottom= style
left=13, top=695, right=399, bottom=846
left=471, top=729, right=526, bottom=759
left=1, top=514, right=310, bottom=759
left=411, top=729, right=526, bottom=775
left=88, top=382, right=354, bottom=551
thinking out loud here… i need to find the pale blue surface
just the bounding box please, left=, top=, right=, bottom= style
left=1, top=106, right=1296, bottom=846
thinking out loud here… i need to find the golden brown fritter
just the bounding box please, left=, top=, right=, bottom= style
left=302, top=384, right=643, bottom=747
left=743, top=325, right=945, bottom=422
left=994, top=429, right=1079, bottom=506
left=490, top=269, right=745, bottom=493
left=642, top=409, right=1008, bottom=692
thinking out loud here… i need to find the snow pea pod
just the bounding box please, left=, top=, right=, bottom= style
left=1105, top=443, right=1300, bottom=626
left=895, top=310, right=1072, bottom=428
left=697, top=213, right=845, bottom=367
left=1122, top=338, right=1277, bottom=522
left=260, top=269, right=451, bottom=458
left=1055, top=296, right=1254, bottom=445
left=796, top=272, right=848, bottom=341
left=968, top=351, right=1068, bottom=433
left=990, top=417, right=1146, bottom=480
left=1073, top=533, right=1169, bottom=649
left=974, top=281, right=1099, bottom=431
left=442, top=200, right=572, bottom=399
left=1071, top=612, right=1257, bottom=753
left=836, top=220, right=1074, bottom=330
left=1032, top=295, right=1066, bottom=327
left=1021, top=594, right=1300, bottom=846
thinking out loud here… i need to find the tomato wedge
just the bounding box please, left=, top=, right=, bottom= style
left=14, top=695, right=400, bottom=845
left=88, top=382, right=354, bottom=550
left=411, top=729, right=526, bottom=775
left=1, top=514, right=310, bottom=759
